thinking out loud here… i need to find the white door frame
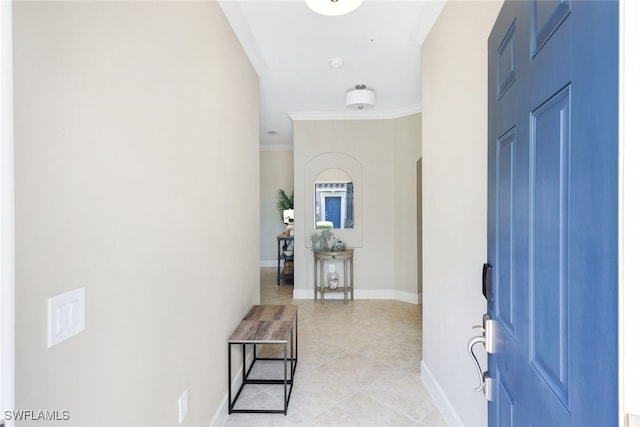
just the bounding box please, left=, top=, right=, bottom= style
left=1, top=1, right=15, bottom=425
left=621, top=0, right=640, bottom=425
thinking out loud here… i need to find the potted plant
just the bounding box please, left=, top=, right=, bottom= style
left=277, top=189, right=294, bottom=222
left=311, top=227, right=334, bottom=251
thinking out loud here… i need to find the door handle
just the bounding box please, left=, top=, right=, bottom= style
left=472, top=314, right=498, bottom=353
left=467, top=315, right=496, bottom=401
left=483, top=313, right=497, bottom=354
left=467, top=335, right=486, bottom=392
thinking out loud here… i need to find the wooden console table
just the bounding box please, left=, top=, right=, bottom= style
left=277, top=233, right=294, bottom=285
left=227, top=304, right=298, bottom=415
left=313, top=249, right=354, bottom=304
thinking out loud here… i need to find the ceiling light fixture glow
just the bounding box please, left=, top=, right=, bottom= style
left=346, top=84, right=375, bottom=110
left=305, top=0, right=363, bottom=16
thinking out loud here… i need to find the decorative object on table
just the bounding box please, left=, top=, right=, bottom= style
left=283, top=242, right=293, bottom=257
left=315, top=220, right=333, bottom=229
left=277, top=189, right=294, bottom=213
left=282, top=260, right=294, bottom=275
left=283, top=208, right=294, bottom=235
left=311, top=227, right=334, bottom=251
left=333, top=239, right=346, bottom=251
left=327, top=264, right=339, bottom=290
left=277, top=189, right=295, bottom=234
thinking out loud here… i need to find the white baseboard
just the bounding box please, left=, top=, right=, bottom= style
left=628, top=414, right=640, bottom=427
left=421, top=360, right=464, bottom=427
left=396, top=290, right=420, bottom=304
left=260, top=260, right=278, bottom=267
left=208, top=349, right=259, bottom=427
left=293, top=288, right=420, bottom=304
left=208, top=393, right=228, bottom=427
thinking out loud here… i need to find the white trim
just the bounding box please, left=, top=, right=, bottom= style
left=260, top=260, right=278, bottom=268
left=259, top=144, right=293, bottom=152
left=208, top=390, right=228, bottom=427
left=292, top=289, right=313, bottom=300
left=0, top=1, right=15, bottom=425
left=621, top=0, right=640, bottom=422
left=421, top=360, right=464, bottom=427
left=293, top=288, right=421, bottom=304
left=217, top=0, right=267, bottom=75
left=207, top=350, right=258, bottom=427
left=408, top=0, right=447, bottom=45
left=288, top=103, right=422, bottom=121
left=395, top=290, right=420, bottom=305
left=628, top=415, right=640, bottom=427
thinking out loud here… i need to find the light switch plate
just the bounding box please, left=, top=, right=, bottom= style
left=178, top=389, right=188, bottom=424
left=48, top=288, right=85, bottom=348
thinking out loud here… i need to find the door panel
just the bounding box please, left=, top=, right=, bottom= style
left=325, top=196, right=341, bottom=228
left=488, top=1, right=618, bottom=426
left=497, top=20, right=516, bottom=99
left=497, top=128, right=516, bottom=335
left=529, top=85, right=571, bottom=408
left=497, top=373, right=515, bottom=427
left=532, top=0, right=572, bottom=56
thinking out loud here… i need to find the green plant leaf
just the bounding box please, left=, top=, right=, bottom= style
left=277, top=189, right=294, bottom=212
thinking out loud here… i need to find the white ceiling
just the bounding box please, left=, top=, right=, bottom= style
left=219, top=0, right=446, bottom=148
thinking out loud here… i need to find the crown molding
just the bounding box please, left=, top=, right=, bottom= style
left=409, top=1, right=447, bottom=45
left=288, top=103, right=422, bottom=121
left=218, top=0, right=267, bottom=75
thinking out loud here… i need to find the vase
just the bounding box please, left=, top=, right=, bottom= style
left=313, top=238, right=329, bottom=251
left=327, top=264, right=339, bottom=290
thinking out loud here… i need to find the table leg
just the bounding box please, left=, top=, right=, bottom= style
left=320, top=261, right=325, bottom=304
left=314, top=258, right=318, bottom=301
left=227, top=343, right=232, bottom=413
left=350, top=257, right=354, bottom=300
left=283, top=342, right=288, bottom=415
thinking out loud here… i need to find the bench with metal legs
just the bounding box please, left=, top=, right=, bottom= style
left=227, top=305, right=298, bottom=415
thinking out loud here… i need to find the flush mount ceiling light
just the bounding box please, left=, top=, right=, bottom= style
left=305, top=0, right=363, bottom=16
left=346, top=84, right=375, bottom=110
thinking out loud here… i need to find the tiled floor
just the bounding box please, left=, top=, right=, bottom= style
left=224, top=268, right=446, bottom=426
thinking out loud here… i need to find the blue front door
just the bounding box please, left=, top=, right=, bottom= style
left=487, top=1, right=618, bottom=425
left=325, top=196, right=341, bottom=228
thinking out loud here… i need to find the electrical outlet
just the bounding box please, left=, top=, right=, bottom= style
left=178, top=389, right=188, bottom=424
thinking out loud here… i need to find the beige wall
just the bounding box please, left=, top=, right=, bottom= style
left=260, top=149, right=293, bottom=264
left=292, top=116, right=421, bottom=301
left=393, top=114, right=422, bottom=297
left=13, top=2, right=259, bottom=426
left=420, top=1, right=503, bottom=426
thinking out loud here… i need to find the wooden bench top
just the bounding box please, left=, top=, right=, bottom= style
left=228, top=320, right=292, bottom=344
left=243, top=304, right=297, bottom=322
